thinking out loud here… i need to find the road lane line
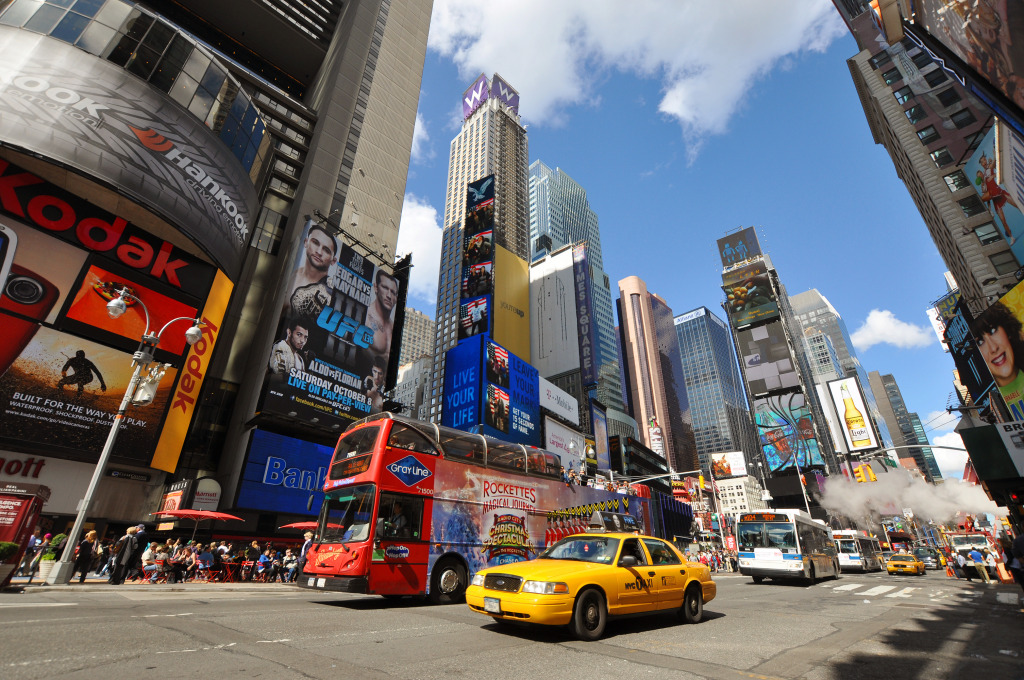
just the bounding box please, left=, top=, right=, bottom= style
left=885, top=587, right=917, bottom=598
left=858, top=585, right=896, bottom=596
left=0, top=602, right=77, bottom=607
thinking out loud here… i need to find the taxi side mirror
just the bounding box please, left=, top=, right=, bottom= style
left=619, top=555, right=637, bottom=568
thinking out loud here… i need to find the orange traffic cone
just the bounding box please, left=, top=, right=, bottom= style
left=945, top=564, right=957, bottom=578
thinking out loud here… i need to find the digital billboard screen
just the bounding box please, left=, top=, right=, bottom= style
left=0, top=216, right=86, bottom=325
left=716, top=227, right=762, bottom=269
left=263, top=220, right=407, bottom=428
left=493, top=245, right=530, bottom=360
left=590, top=401, right=610, bottom=470
left=63, top=264, right=199, bottom=356
left=0, top=321, right=177, bottom=464
left=710, top=451, right=747, bottom=478
left=965, top=124, right=1024, bottom=268
left=970, top=283, right=1024, bottom=420
left=754, top=391, right=824, bottom=473
left=826, top=376, right=880, bottom=452
left=237, top=429, right=330, bottom=515
left=723, top=262, right=778, bottom=327
left=737, top=320, right=798, bottom=395
left=441, top=335, right=540, bottom=446
left=914, top=1, right=1024, bottom=124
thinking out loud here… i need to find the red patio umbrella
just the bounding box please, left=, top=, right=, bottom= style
left=152, top=509, right=244, bottom=541
left=279, top=522, right=320, bottom=530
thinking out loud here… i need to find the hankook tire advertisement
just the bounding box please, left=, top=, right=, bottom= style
left=0, top=26, right=257, bottom=279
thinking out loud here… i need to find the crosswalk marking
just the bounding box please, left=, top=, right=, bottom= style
left=885, top=587, right=917, bottom=598
left=833, top=583, right=863, bottom=591
left=859, top=585, right=896, bottom=596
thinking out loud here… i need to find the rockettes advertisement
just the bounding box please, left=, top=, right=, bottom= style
left=428, top=459, right=650, bottom=576
left=263, top=220, right=407, bottom=429
left=0, top=323, right=178, bottom=464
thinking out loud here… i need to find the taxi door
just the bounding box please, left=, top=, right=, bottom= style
left=642, top=538, right=685, bottom=609
left=613, top=537, right=659, bottom=614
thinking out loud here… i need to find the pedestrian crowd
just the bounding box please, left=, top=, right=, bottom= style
left=560, top=467, right=638, bottom=495
left=689, top=548, right=739, bottom=573
left=15, top=525, right=309, bottom=585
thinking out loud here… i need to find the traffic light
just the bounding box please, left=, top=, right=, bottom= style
left=699, top=475, right=705, bottom=489
left=854, top=466, right=866, bottom=483
left=866, top=465, right=877, bottom=482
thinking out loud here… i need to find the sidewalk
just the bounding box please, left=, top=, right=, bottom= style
left=4, top=573, right=297, bottom=593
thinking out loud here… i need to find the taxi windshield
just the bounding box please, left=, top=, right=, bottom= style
left=539, top=536, right=620, bottom=564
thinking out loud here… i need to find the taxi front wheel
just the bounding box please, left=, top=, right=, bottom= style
left=572, top=588, right=607, bottom=641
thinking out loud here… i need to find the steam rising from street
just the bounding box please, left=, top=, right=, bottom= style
left=820, top=472, right=1000, bottom=524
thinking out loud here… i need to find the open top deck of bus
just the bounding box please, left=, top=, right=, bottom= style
left=337, top=412, right=566, bottom=480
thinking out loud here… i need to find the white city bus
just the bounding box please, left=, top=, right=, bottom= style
left=736, top=509, right=839, bottom=584
left=833, top=529, right=883, bottom=572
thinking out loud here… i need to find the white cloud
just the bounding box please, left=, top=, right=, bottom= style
left=932, top=432, right=969, bottom=481
left=851, top=309, right=936, bottom=351
left=396, top=194, right=442, bottom=309
left=427, top=0, right=845, bottom=158
left=411, top=112, right=432, bottom=164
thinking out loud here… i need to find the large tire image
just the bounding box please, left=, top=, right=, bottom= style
left=571, top=588, right=607, bottom=641
left=429, top=558, right=466, bottom=604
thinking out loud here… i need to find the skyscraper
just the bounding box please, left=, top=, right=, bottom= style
left=868, top=371, right=942, bottom=482
left=0, top=0, right=433, bottom=531
left=426, top=74, right=530, bottom=421
left=674, top=307, right=759, bottom=475
left=790, top=288, right=892, bottom=447
left=834, top=3, right=1014, bottom=319
left=398, top=308, right=436, bottom=367
left=528, top=159, right=623, bottom=414
left=617, top=276, right=697, bottom=473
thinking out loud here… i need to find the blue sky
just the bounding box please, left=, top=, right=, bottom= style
left=396, top=0, right=968, bottom=478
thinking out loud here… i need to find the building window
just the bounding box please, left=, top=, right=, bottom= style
left=870, top=51, right=892, bottom=69
left=905, top=105, right=927, bottom=124
left=958, top=195, right=986, bottom=218
left=917, top=125, right=939, bottom=145
left=951, top=109, right=977, bottom=129
left=911, top=51, right=932, bottom=68
left=965, top=130, right=985, bottom=152
left=894, top=86, right=912, bottom=104
left=974, top=222, right=1002, bottom=246
left=882, top=67, right=902, bottom=85
left=990, top=251, right=1018, bottom=275
left=936, top=88, right=961, bottom=107
left=930, top=147, right=954, bottom=167
left=944, top=169, right=970, bottom=192
left=925, top=69, right=948, bottom=87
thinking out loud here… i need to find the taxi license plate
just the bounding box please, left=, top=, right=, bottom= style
left=484, top=597, right=501, bottom=614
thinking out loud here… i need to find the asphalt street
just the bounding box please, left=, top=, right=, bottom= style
left=1, top=569, right=1021, bottom=680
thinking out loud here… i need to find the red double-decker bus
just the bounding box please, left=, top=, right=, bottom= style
left=295, top=413, right=652, bottom=602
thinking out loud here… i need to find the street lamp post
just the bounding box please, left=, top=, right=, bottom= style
left=46, top=289, right=203, bottom=585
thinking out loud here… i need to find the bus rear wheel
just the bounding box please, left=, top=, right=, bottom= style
left=429, top=559, right=466, bottom=604
left=806, top=565, right=816, bottom=585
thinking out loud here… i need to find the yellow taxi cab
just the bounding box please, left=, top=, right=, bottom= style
left=886, top=552, right=926, bottom=576
left=465, top=512, right=716, bottom=640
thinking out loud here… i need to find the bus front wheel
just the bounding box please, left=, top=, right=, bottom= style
left=429, top=559, right=466, bottom=604
left=751, top=575, right=763, bottom=584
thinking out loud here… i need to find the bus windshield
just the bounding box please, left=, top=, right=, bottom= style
left=539, top=536, right=620, bottom=565
left=329, top=426, right=380, bottom=481
left=319, top=484, right=376, bottom=543
left=738, top=521, right=798, bottom=552
left=836, top=539, right=858, bottom=554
